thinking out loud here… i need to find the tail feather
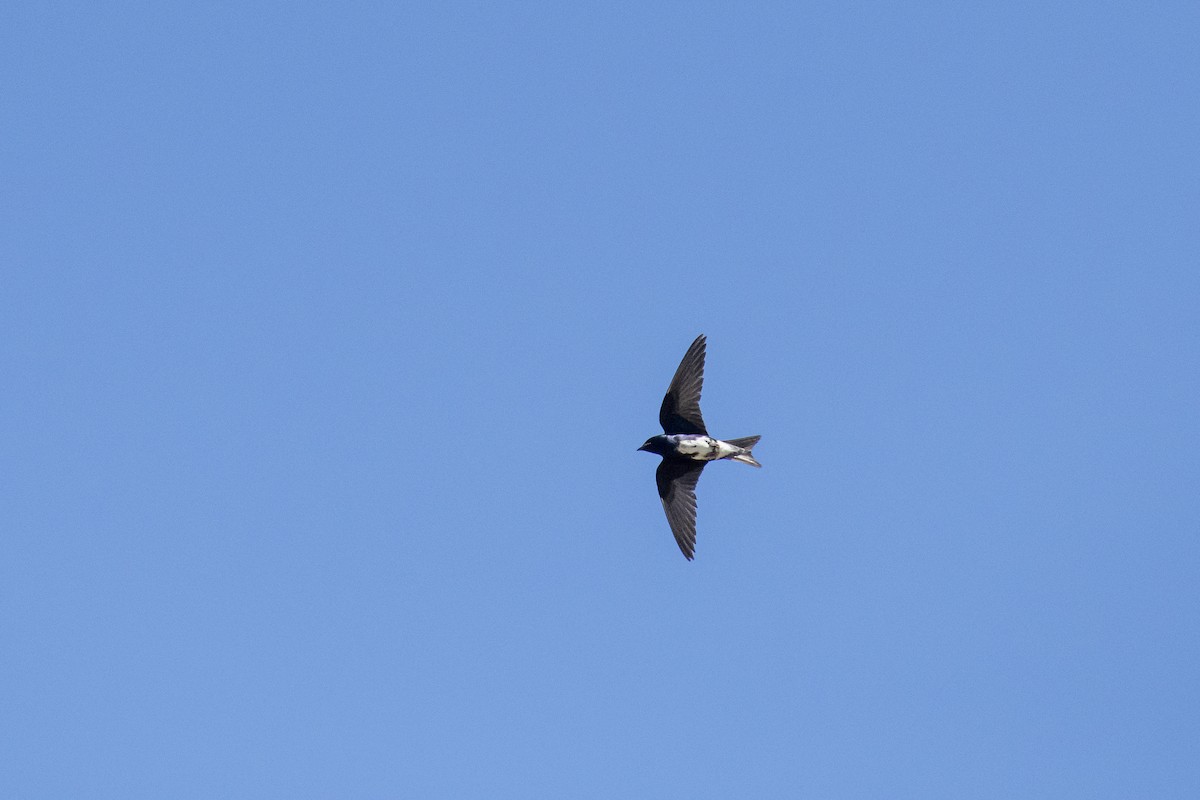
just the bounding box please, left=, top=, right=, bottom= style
left=726, top=435, right=762, bottom=468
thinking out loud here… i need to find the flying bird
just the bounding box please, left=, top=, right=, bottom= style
left=638, top=334, right=761, bottom=560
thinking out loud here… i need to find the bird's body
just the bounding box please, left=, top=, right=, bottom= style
left=637, top=334, right=761, bottom=560
left=640, top=433, right=761, bottom=466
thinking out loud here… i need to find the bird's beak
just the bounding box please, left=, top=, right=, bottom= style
left=636, top=444, right=647, bottom=452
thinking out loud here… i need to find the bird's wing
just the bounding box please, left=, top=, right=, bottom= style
left=659, top=334, right=707, bottom=435
left=656, top=459, right=706, bottom=560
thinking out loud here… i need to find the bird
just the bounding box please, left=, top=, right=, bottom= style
left=637, top=334, right=761, bottom=560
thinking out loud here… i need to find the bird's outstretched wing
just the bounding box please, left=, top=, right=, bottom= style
left=659, top=334, right=707, bottom=435
left=656, top=459, right=706, bottom=560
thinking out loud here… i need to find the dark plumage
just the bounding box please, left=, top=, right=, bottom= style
left=637, top=334, right=761, bottom=560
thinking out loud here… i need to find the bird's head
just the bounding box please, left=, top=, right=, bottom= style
left=637, top=437, right=664, bottom=455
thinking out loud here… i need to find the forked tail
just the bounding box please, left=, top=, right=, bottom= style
left=726, top=435, right=762, bottom=468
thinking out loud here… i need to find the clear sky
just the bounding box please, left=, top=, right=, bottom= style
left=3, top=3, right=1198, bottom=798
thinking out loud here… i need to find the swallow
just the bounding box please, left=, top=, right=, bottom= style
left=638, top=334, right=761, bottom=560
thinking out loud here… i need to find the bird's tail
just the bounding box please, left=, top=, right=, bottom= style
left=726, top=436, right=762, bottom=468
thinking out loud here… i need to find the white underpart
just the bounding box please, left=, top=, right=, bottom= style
left=677, top=437, right=740, bottom=461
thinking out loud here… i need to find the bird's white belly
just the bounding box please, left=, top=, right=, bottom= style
left=677, top=437, right=737, bottom=461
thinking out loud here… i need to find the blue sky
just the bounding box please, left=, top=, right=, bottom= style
left=3, top=3, right=1198, bottom=797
